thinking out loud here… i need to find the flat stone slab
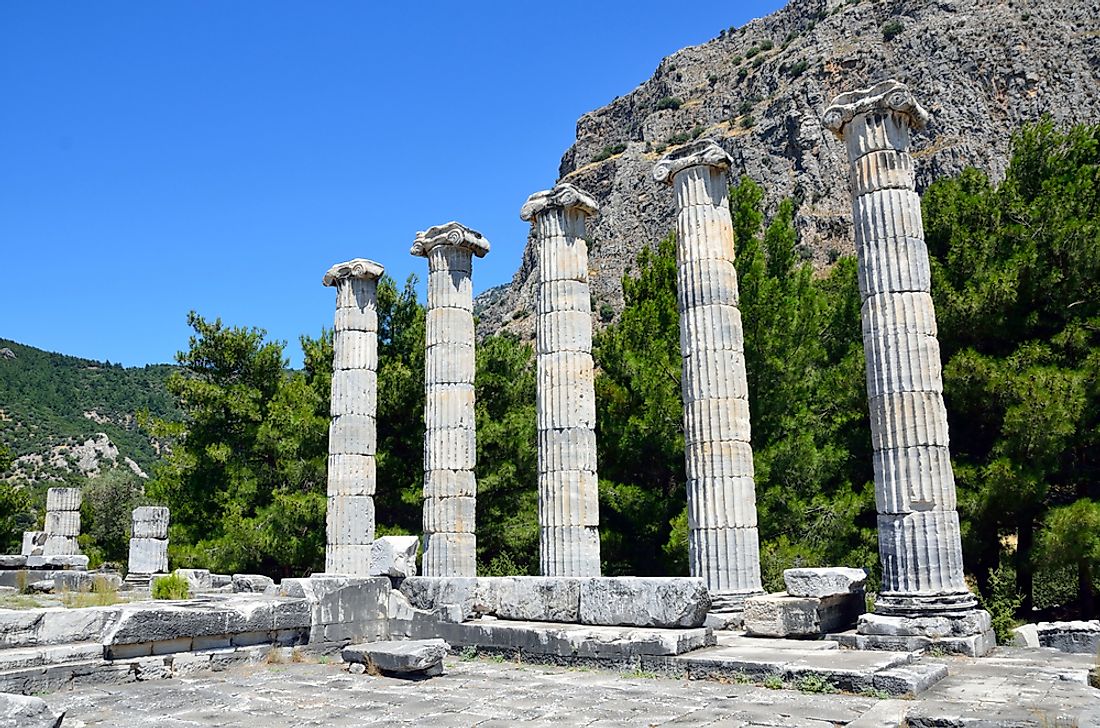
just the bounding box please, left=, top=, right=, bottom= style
left=342, top=639, right=448, bottom=676
left=744, top=592, right=863, bottom=637
left=0, top=691, right=63, bottom=728
left=783, top=567, right=867, bottom=598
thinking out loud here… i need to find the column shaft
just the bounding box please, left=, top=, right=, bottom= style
left=324, top=259, right=383, bottom=576
left=825, top=82, right=976, bottom=616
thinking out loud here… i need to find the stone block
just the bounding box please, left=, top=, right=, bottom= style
left=342, top=638, right=448, bottom=675
left=495, top=577, right=582, bottom=622
left=1034, top=620, right=1100, bottom=654
left=23, top=555, right=88, bottom=570
left=131, top=506, right=170, bottom=539
left=421, top=532, right=477, bottom=577
left=0, top=605, right=121, bottom=648
left=578, top=577, right=709, bottom=628
left=46, top=487, right=82, bottom=512
left=400, top=576, right=491, bottom=619
left=44, top=511, right=80, bottom=537
left=232, top=574, right=275, bottom=593
left=41, top=535, right=79, bottom=557
left=21, top=531, right=46, bottom=556
left=0, top=691, right=64, bottom=728
left=305, top=574, right=390, bottom=627
left=369, top=535, right=418, bottom=577
left=332, top=329, right=378, bottom=371
left=0, top=556, right=25, bottom=569
left=176, top=568, right=213, bottom=591
left=871, top=663, right=948, bottom=696
left=744, top=592, right=864, bottom=637
left=783, top=568, right=868, bottom=598
left=128, top=538, right=167, bottom=575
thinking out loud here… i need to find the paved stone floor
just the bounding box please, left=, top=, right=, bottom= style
left=48, top=650, right=1100, bottom=727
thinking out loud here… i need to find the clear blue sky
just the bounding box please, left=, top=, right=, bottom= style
left=1, top=1, right=784, bottom=367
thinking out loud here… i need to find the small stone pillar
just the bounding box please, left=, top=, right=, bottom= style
left=411, top=222, right=489, bottom=577
left=824, top=80, right=992, bottom=655
left=521, top=183, right=602, bottom=577
left=653, top=140, right=764, bottom=613
left=323, top=258, right=385, bottom=576
left=127, top=506, right=169, bottom=581
left=43, top=487, right=81, bottom=556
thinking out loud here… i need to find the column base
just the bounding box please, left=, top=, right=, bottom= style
left=706, top=589, right=766, bottom=629
left=874, top=590, right=979, bottom=618
left=852, top=608, right=995, bottom=657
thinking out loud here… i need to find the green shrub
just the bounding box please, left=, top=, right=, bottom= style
left=737, top=68, right=749, bottom=81
left=667, top=130, right=692, bottom=146
left=599, top=304, right=615, bottom=323
left=690, top=125, right=706, bottom=140
left=760, top=39, right=774, bottom=51
left=740, top=115, right=756, bottom=129
left=655, top=96, right=682, bottom=111
left=745, top=46, right=761, bottom=59
left=593, top=143, right=628, bottom=163
left=152, top=572, right=190, bottom=600
left=981, top=564, right=1023, bottom=645
left=882, top=20, right=904, bottom=40
left=738, top=99, right=754, bottom=116
left=786, top=59, right=809, bottom=78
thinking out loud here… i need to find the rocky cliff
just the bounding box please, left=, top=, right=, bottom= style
left=476, top=0, right=1100, bottom=338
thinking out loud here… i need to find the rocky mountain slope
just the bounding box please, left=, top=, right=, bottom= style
left=476, top=0, right=1100, bottom=338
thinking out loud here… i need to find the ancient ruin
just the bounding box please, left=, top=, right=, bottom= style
left=42, top=487, right=81, bottom=557
left=126, top=506, right=169, bottom=585
left=823, top=80, right=994, bottom=656
left=521, top=183, right=602, bottom=577
left=653, top=141, right=764, bottom=616
left=412, top=222, right=489, bottom=577
left=323, top=258, right=385, bottom=577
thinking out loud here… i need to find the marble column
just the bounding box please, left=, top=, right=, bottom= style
left=825, top=80, right=992, bottom=653
left=43, top=487, right=81, bottom=556
left=323, top=258, right=384, bottom=576
left=521, top=183, right=602, bottom=577
left=653, top=140, right=763, bottom=611
left=412, top=222, right=489, bottom=577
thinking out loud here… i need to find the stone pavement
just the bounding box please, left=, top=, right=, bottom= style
left=48, top=648, right=1100, bottom=727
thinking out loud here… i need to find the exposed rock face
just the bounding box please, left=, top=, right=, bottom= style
left=475, top=0, right=1100, bottom=338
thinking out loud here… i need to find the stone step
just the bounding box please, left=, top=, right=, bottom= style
left=0, top=642, right=102, bottom=671
left=717, top=631, right=839, bottom=650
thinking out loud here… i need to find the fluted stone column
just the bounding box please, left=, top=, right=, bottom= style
left=323, top=258, right=384, bottom=576
left=825, top=80, right=992, bottom=654
left=412, top=222, right=489, bottom=577
left=521, top=183, right=601, bottom=577
left=127, top=506, right=169, bottom=583
left=43, top=487, right=81, bottom=556
left=653, top=141, right=763, bottom=612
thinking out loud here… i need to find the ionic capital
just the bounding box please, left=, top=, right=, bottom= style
left=323, top=258, right=385, bottom=287
left=652, top=140, right=733, bottom=185
left=823, top=80, right=930, bottom=139
left=520, top=183, right=598, bottom=222
left=411, top=222, right=490, bottom=258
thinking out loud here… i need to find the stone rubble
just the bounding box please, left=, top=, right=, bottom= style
left=368, top=535, right=418, bottom=578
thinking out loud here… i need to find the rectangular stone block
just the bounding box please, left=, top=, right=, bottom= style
left=538, top=428, right=598, bottom=473
left=369, top=535, right=418, bottom=578
left=328, top=414, right=377, bottom=456
left=578, top=577, right=710, bottom=628
left=537, top=383, right=596, bottom=430
left=679, top=303, right=745, bottom=354
left=538, top=279, right=591, bottom=315
left=423, top=469, right=476, bottom=498
left=677, top=257, right=739, bottom=310
left=330, top=369, right=378, bottom=417
left=334, top=304, right=378, bottom=333
left=327, top=453, right=376, bottom=497
left=675, top=203, right=736, bottom=262
left=332, top=329, right=378, bottom=371
left=45, top=511, right=80, bottom=537
left=537, top=311, right=593, bottom=354
left=495, top=577, right=583, bottom=622
left=425, top=342, right=475, bottom=385
left=683, top=396, right=751, bottom=446
left=784, top=568, right=867, bottom=598
left=46, top=487, right=82, bottom=512
left=537, top=350, right=594, bottom=391
left=744, top=592, right=864, bottom=637
left=863, top=328, right=944, bottom=399
left=537, top=235, right=589, bottom=283
left=21, top=530, right=46, bottom=556
left=176, top=568, right=212, bottom=590
left=326, top=495, right=375, bottom=546
left=539, top=470, right=599, bottom=527
left=427, top=267, right=473, bottom=311
left=422, top=495, right=476, bottom=533
left=131, top=506, right=170, bottom=539
left=684, top=440, right=754, bottom=481
left=42, top=535, right=79, bottom=556
left=426, top=308, right=475, bottom=347
left=686, top=477, right=758, bottom=529
left=128, top=538, right=167, bottom=575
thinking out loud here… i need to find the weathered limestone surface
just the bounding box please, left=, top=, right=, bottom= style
left=743, top=592, right=864, bottom=638
left=128, top=506, right=169, bottom=577
left=232, top=574, right=275, bottom=593
left=20, top=531, right=46, bottom=557
left=1014, top=620, right=1100, bottom=654
left=368, top=535, right=418, bottom=578
left=522, top=183, right=601, bottom=577
left=412, top=223, right=489, bottom=577
left=784, top=568, right=868, bottom=598
left=42, top=487, right=81, bottom=557
left=0, top=692, right=64, bottom=728
left=653, top=140, right=763, bottom=609
left=342, top=639, right=448, bottom=676
left=824, top=82, right=991, bottom=654
left=278, top=575, right=390, bottom=645
left=323, top=258, right=384, bottom=576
